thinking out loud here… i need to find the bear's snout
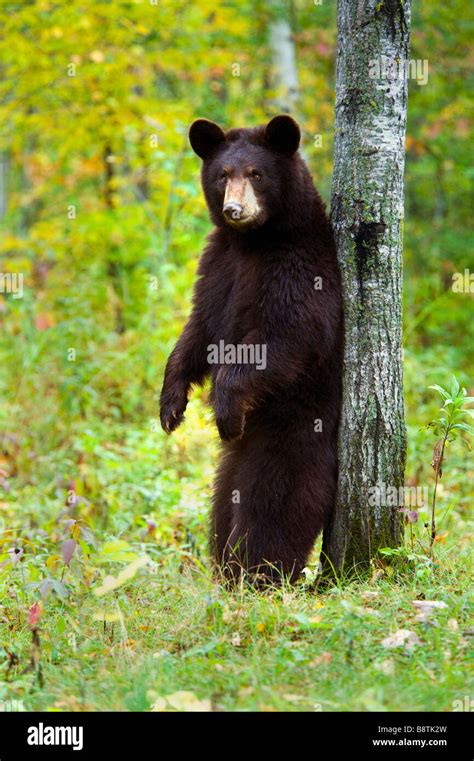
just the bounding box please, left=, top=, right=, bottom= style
left=223, top=201, right=244, bottom=220
left=222, top=176, right=262, bottom=227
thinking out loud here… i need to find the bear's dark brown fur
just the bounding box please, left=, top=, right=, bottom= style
left=160, top=115, right=343, bottom=583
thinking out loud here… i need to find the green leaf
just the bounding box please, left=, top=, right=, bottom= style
left=51, top=579, right=68, bottom=599
left=182, top=639, right=221, bottom=658
left=451, top=423, right=474, bottom=435
left=449, top=376, right=460, bottom=399
left=428, top=384, right=451, bottom=401
left=101, top=540, right=139, bottom=563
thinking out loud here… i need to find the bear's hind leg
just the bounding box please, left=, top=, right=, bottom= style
left=209, top=450, right=241, bottom=578
left=230, top=472, right=334, bottom=585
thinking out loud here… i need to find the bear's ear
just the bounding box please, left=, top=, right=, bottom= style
left=264, top=115, right=300, bottom=155
left=189, top=119, right=226, bottom=160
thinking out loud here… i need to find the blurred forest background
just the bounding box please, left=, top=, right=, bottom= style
left=0, top=0, right=472, bottom=712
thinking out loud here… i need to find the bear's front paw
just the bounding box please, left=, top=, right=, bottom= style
left=213, top=372, right=247, bottom=441
left=159, top=384, right=188, bottom=434
left=215, top=409, right=245, bottom=442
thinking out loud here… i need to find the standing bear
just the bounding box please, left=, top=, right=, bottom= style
left=160, top=115, right=343, bottom=583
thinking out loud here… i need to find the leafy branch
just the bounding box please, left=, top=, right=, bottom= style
left=427, top=377, right=473, bottom=557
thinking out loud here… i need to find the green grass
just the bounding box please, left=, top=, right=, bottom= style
left=1, top=547, right=472, bottom=712
left=0, top=390, right=472, bottom=713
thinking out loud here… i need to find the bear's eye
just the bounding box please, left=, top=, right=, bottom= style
left=219, top=171, right=228, bottom=182
left=251, top=171, right=262, bottom=181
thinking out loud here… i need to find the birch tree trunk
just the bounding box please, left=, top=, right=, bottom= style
left=269, top=17, right=299, bottom=115
left=268, top=5, right=308, bottom=163
left=322, top=0, right=411, bottom=574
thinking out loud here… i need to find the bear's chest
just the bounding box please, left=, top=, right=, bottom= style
left=208, top=253, right=263, bottom=342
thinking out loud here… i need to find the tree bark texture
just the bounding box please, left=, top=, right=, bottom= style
left=322, top=0, right=411, bottom=574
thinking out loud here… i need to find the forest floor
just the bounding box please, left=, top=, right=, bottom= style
left=0, top=386, right=472, bottom=713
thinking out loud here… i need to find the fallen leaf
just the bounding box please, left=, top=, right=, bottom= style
left=310, top=651, right=333, bottom=667
left=361, top=591, right=380, bottom=601
left=412, top=600, right=448, bottom=622
left=94, top=556, right=149, bottom=596
left=150, top=691, right=211, bottom=712
left=150, top=696, right=167, bottom=712
left=238, top=686, right=254, bottom=697
left=92, top=611, right=120, bottom=622
left=374, top=658, right=395, bottom=675
left=381, top=629, right=421, bottom=650
left=412, top=600, right=448, bottom=610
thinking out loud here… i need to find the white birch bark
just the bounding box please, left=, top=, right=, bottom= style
left=323, top=0, right=411, bottom=573
left=269, top=18, right=299, bottom=115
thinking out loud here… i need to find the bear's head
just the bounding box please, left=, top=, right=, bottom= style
left=189, top=115, right=303, bottom=232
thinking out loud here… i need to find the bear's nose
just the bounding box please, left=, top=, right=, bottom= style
left=223, top=202, right=244, bottom=220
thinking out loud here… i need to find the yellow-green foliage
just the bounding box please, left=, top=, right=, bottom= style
left=0, top=0, right=472, bottom=712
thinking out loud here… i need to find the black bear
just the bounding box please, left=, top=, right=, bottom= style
left=160, top=115, right=343, bottom=583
